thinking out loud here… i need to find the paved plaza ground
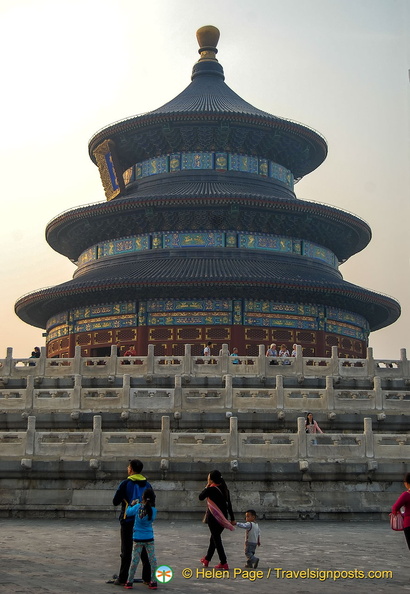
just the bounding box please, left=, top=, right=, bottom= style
left=0, top=517, right=408, bottom=594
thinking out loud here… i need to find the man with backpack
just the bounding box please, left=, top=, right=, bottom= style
left=112, top=459, right=153, bottom=585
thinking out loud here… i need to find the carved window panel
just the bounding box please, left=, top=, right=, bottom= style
left=206, top=327, right=230, bottom=340
left=94, top=330, right=112, bottom=344
left=303, top=346, right=316, bottom=356
left=296, top=331, right=316, bottom=344
left=116, top=328, right=137, bottom=342
left=245, top=327, right=268, bottom=340
left=177, top=327, right=201, bottom=340
left=272, top=330, right=293, bottom=341
left=153, top=344, right=167, bottom=356
left=76, top=333, right=92, bottom=346
left=354, top=341, right=363, bottom=354
left=191, top=343, right=204, bottom=356
left=245, top=344, right=259, bottom=356
left=341, top=338, right=353, bottom=350
left=172, top=343, right=185, bottom=355
left=149, top=328, right=173, bottom=341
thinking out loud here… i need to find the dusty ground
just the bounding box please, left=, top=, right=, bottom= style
left=0, top=518, right=408, bottom=593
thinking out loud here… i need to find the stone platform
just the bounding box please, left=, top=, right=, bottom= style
left=1, top=345, right=409, bottom=518
left=0, top=518, right=408, bottom=594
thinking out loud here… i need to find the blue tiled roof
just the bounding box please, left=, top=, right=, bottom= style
left=149, top=62, right=277, bottom=119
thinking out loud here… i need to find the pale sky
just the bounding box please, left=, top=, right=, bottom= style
left=1, top=0, right=409, bottom=359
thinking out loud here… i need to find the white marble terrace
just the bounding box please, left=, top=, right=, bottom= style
left=0, top=344, right=409, bottom=467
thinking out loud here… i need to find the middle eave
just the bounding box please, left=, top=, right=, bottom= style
left=46, top=192, right=371, bottom=263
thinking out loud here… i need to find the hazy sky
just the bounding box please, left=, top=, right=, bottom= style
left=1, top=0, right=409, bottom=359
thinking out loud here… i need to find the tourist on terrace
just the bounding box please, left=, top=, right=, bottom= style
left=278, top=344, right=290, bottom=364
left=305, top=412, right=323, bottom=444
left=266, top=343, right=278, bottom=365
left=122, top=345, right=136, bottom=365
left=28, top=347, right=41, bottom=366
left=391, top=472, right=410, bottom=551
left=203, top=341, right=212, bottom=363
left=230, top=347, right=240, bottom=364
left=124, top=345, right=137, bottom=357
left=112, top=460, right=153, bottom=586
left=199, top=469, right=235, bottom=570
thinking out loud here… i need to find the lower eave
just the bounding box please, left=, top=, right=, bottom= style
left=15, top=277, right=400, bottom=332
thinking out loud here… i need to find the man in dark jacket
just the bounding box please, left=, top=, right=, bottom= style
left=112, top=459, right=153, bottom=585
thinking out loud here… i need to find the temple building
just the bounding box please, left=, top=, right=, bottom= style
left=15, top=26, right=400, bottom=358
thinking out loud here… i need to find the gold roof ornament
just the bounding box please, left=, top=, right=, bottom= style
left=196, top=25, right=220, bottom=62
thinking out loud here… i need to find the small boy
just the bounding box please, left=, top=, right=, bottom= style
left=233, top=509, right=261, bottom=568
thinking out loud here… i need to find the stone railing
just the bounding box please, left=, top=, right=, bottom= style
left=1, top=372, right=409, bottom=414
left=3, top=416, right=410, bottom=467
left=1, top=345, right=409, bottom=380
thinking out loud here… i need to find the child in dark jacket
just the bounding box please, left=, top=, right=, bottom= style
left=124, top=488, right=158, bottom=590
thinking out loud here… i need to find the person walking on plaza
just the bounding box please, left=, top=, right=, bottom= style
left=124, top=488, right=158, bottom=590
left=112, top=460, right=153, bottom=585
left=391, top=472, right=410, bottom=551
left=232, top=509, right=261, bottom=568
left=199, top=469, right=235, bottom=569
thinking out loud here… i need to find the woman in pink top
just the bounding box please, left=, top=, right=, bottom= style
left=391, top=472, right=410, bottom=551
left=305, top=412, right=323, bottom=445
left=305, top=413, right=323, bottom=434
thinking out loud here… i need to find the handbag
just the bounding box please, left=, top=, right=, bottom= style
left=389, top=512, right=404, bottom=531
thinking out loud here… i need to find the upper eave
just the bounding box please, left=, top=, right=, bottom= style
left=88, top=61, right=327, bottom=180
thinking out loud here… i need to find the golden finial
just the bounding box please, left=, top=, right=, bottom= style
left=196, top=25, right=220, bottom=62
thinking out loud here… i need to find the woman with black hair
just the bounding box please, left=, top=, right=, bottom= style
left=125, top=488, right=158, bottom=590
left=199, top=469, right=235, bottom=570
left=391, top=472, right=410, bottom=552
left=305, top=412, right=323, bottom=444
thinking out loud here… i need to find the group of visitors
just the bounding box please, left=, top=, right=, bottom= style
left=111, top=460, right=410, bottom=589
left=204, top=343, right=240, bottom=363
left=202, top=343, right=299, bottom=364
left=110, top=462, right=260, bottom=588
left=198, top=469, right=260, bottom=570
left=112, top=459, right=156, bottom=588
left=28, top=346, right=41, bottom=366
left=266, top=343, right=298, bottom=363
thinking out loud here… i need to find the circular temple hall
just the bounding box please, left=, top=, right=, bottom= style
left=15, top=26, right=400, bottom=358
